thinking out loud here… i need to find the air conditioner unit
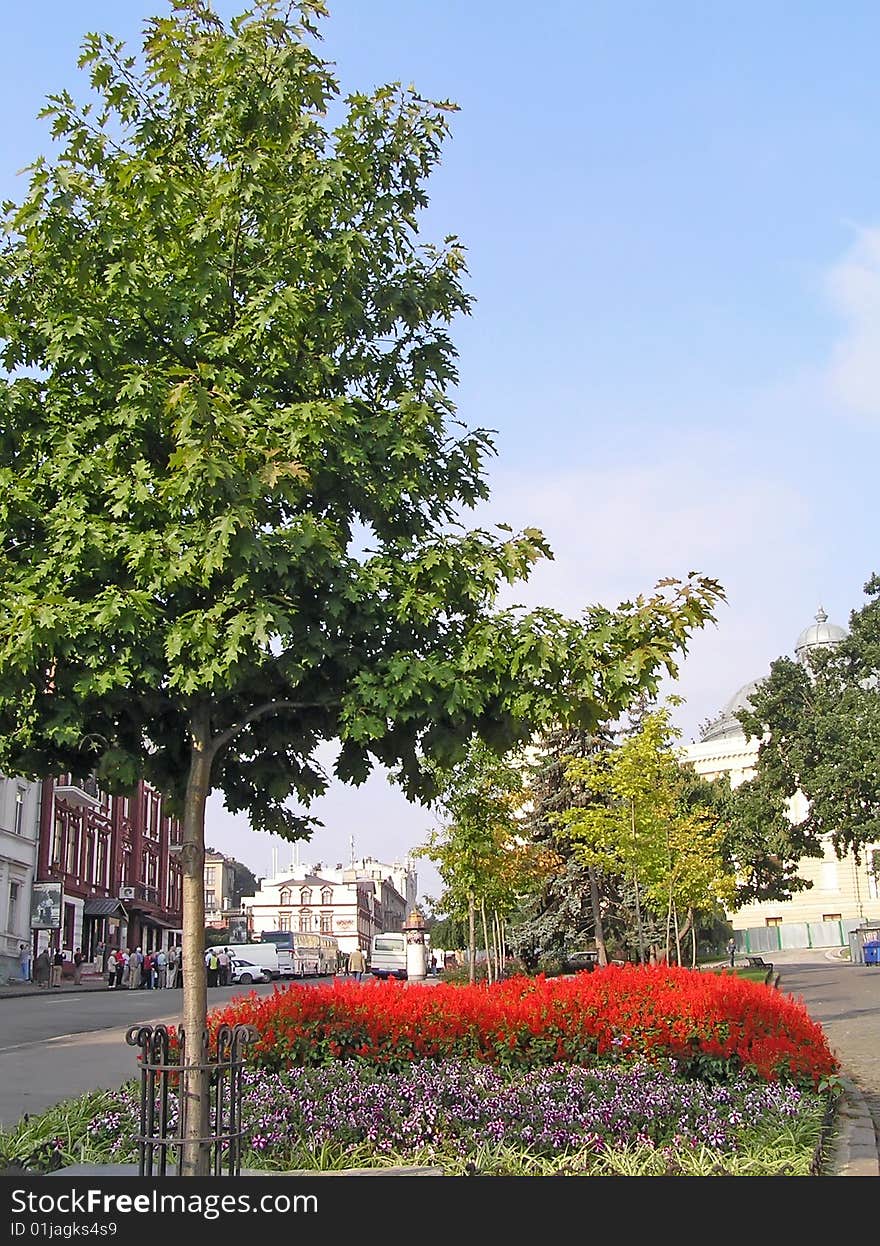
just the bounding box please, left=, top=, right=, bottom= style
left=119, top=886, right=136, bottom=901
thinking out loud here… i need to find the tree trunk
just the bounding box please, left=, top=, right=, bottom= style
left=180, top=705, right=213, bottom=1177
left=690, top=909, right=697, bottom=968
left=631, top=798, right=646, bottom=964
left=588, top=866, right=608, bottom=966
left=467, top=893, right=476, bottom=986
left=480, top=899, right=492, bottom=984
left=673, top=900, right=682, bottom=967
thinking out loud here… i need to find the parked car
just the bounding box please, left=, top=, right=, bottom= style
left=563, top=950, right=599, bottom=973
left=203, top=952, right=268, bottom=985
left=228, top=957, right=268, bottom=985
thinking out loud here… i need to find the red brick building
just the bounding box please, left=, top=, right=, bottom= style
left=35, top=776, right=183, bottom=960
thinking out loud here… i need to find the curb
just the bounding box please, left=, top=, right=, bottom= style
left=824, top=1078, right=880, bottom=1177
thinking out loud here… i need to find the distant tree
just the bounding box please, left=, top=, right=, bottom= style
left=510, top=724, right=618, bottom=968
left=228, top=858, right=259, bottom=909
left=560, top=706, right=736, bottom=965
left=737, top=573, right=880, bottom=864
left=0, top=0, right=723, bottom=1171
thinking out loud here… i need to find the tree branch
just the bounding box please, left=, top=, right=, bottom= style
left=210, top=698, right=338, bottom=757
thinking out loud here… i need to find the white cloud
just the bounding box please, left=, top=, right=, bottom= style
left=826, top=225, right=880, bottom=423
left=476, top=444, right=814, bottom=739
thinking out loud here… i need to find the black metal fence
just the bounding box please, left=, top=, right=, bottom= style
left=125, top=1022, right=259, bottom=1176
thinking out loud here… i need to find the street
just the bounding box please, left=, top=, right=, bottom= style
left=0, top=979, right=328, bottom=1127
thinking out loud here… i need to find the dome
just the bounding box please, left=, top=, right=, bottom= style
left=699, top=678, right=762, bottom=742
left=794, top=607, right=846, bottom=665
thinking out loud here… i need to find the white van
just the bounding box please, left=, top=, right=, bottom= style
left=213, top=943, right=280, bottom=979
left=369, top=932, right=407, bottom=979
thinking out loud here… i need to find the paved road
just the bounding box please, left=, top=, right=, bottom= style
left=773, top=948, right=880, bottom=1151
left=0, top=979, right=322, bottom=1127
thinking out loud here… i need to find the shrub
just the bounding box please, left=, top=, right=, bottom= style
left=209, top=964, right=837, bottom=1088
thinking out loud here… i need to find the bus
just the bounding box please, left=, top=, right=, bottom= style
left=289, top=932, right=338, bottom=977
left=369, top=932, right=407, bottom=979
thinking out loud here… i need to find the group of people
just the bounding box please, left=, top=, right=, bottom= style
left=335, top=947, right=367, bottom=981
left=205, top=947, right=232, bottom=986
left=107, top=945, right=181, bottom=990
left=30, top=946, right=85, bottom=987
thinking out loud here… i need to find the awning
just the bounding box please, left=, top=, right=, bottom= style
left=139, top=914, right=181, bottom=929
left=83, top=897, right=128, bottom=918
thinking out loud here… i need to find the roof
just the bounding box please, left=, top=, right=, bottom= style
left=83, top=897, right=128, bottom=918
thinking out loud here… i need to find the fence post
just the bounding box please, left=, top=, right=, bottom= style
left=126, top=1022, right=259, bottom=1176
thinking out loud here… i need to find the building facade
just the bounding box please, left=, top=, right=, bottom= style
left=204, top=851, right=237, bottom=929
left=682, top=609, right=880, bottom=947
left=242, top=857, right=412, bottom=957
left=0, top=775, right=41, bottom=981
left=34, top=776, right=183, bottom=961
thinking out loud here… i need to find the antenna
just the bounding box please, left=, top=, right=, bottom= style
left=349, top=834, right=355, bottom=866
left=271, top=843, right=278, bottom=878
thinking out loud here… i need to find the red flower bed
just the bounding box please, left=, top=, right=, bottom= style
left=207, top=965, right=838, bottom=1089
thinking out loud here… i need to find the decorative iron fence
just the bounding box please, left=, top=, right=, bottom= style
left=125, top=1022, right=258, bottom=1176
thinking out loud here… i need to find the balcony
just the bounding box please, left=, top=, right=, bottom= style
left=54, top=775, right=101, bottom=809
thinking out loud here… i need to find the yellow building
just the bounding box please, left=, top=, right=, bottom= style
left=681, top=609, right=880, bottom=950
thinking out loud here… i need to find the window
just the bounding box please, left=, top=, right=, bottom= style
left=13, top=789, right=25, bottom=835
left=205, top=891, right=216, bottom=910
left=205, top=867, right=216, bottom=887
left=96, top=837, right=108, bottom=890
left=299, top=912, right=312, bottom=933
left=321, top=888, right=332, bottom=905
left=822, top=914, right=842, bottom=923
left=300, top=888, right=312, bottom=906
left=765, top=917, right=782, bottom=927
left=320, top=912, right=332, bottom=933
left=52, top=817, right=64, bottom=866
left=279, top=888, right=291, bottom=906
left=278, top=913, right=290, bottom=932
left=8, top=881, right=19, bottom=932
left=66, top=827, right=79, bottom=876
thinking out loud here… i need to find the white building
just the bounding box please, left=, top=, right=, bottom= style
left=681, top=608, right=880, bottom=948
left=0, top=775, right=41, bottom=981
left=241, top=855, right=413, bottom=958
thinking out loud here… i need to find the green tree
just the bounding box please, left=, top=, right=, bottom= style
left=0, top=1, right=723, bottom=1170
left=418, top=738, right=531, bottom=984
left=510, top=724, right=619, bottom=968
left=737, top=573, right=880, bottom=865
left=560, top=706, right=735, bottom=964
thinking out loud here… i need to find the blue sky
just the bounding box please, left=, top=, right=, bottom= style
left=3, top=3, right=879, bottom=901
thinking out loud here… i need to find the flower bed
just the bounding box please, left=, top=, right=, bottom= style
left=78, top=1057, right=825, bottom=1175
left=208, top=964, right=837, bottom=1088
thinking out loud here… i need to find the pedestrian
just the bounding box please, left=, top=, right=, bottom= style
left=348, top=945, right=366, bottom=982
left=98, top=940, right=110, bottom=977
left=142, top=950, right=154, bottom=988
left=727, top=937, right=736, bottom=968
left=19, top=941, right=30, bottom=983
left=34, top=948, right=50, bottom=988
left=118, top=949, right=129, bottom=989
left=72, top=947, right=84, bottom=986
left=165, top=945, right=179, bottom=989
left=51, top=948, right=64, bottom=988
left=218, top=948, right=231, bottom=986
left=206, top=948, right=220, bottom=987
left=155, top=947, right=167, bottom=990
left=128, top=947, right=142, bottom=990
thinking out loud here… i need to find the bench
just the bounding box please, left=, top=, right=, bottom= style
left=746, top=955, right=773, bottom=971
